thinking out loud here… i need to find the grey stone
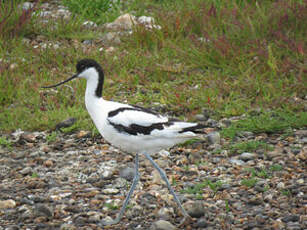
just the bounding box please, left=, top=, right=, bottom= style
left=119, top=167, right=135, bottom=181
left=282, top=215, right=300, bottom=223
left=195, top=114, right=207, bottom=121
left=239, top=152, right=256, bottom=161
left=20, top=167, right=32, bottom=175
left=196, top=218, right=208, bottom=228
left=60, top=224, right=77, bottom=230
left=229, top=158, right=245, bottom=166
left=101, top=32, right=121, bottom=45
left=22, top=2, right=34, bottom=10
left=207, top=132, right=220, bottom=145
left=185, top=201, right=205, bottom=218
left=34, top=204, right=53, bottom=217
left=150, top=220, right=176, bottom=230
left=82, top=40, right=93, bottom=45
left=82, top=21, right=97, bottom=28
left=56, top=118, right=76, bottom=130
left=276, top=182, right=285, bottom=189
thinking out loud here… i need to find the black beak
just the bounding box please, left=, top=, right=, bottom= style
left=42, top=74, right=78, bottom=88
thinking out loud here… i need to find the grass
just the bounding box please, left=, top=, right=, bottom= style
left=181, top=179, right=223, bottom=198
left=0, top=0, right=306, bottom=133
left=241, top=165, right=284, bottom=188
left=46, top=131, right=57, bottom=143
left=241, top=178, right=258, bottom=188
left=221, top=111, right=307, bottom=139
left=229, top=140, right=273, bottom=155
left=0, top=137, right=12, bottom=150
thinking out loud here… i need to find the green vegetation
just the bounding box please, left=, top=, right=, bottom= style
left=241, top=178, right=258, bottom=188
left=245, top=167, right=270, bottom=179
left=0, top=137, right=12, bottom=149
left=0, top=0, right=306, bottom=132
left=104, top=202, right=119, bottom=210
left=229, top=140, right=273, bottom=155
left=46, top=131, right=57, bottom=143
left=181, top=179, right=223, bottom=198
left=221, top=111, right=307, bottom=139
left=31, top=172, right=39, bottom=178
left=62, top=0, right=121, bottom=24
left=281, top=189, right=291, bottom=196
left=270, top=164, right=283, bottom=172
left=241, top=165, right=284, bottom=188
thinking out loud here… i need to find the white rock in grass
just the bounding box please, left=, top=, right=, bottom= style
left=105, top=13, right=137, bottom=31
left=22, top=2, right=34, bottom=10
left=138, top=16, right=161, bottom=30
left=83, top=20, right=98, bottom=28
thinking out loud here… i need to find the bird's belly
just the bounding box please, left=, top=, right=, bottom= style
left=99, top=128, right=182, bottom=154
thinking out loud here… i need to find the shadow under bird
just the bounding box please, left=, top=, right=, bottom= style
left=42, top=59, right=206, bottom=226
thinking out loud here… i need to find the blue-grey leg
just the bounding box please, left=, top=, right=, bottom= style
left=101, top=153, right=140, bottom=226
left=144, top=153, right=190, bottom=218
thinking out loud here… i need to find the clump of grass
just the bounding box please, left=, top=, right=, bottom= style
left=245, top=167, right=270, bottom=179
left=181, top=179, right=223, bottom=198
left=46, top=131, right=57, bottom=143
left=0, top=137, right=12, bottom=150
left=241, top=178, right=258, bottom=187
left=221, top=111, right=307, bottom=139
left=0, top=0, right=39, bottom=38
left=270, top=164, right=283, bottom=171
left=229, top=140, right=273, bottom=155
left=62, top=0, right=121, bottom=24
left=104, top=201, right=118, bottom=210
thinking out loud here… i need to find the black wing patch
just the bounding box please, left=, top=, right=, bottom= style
left=108, top=120, right=174, bottom=135
left=108, top=105, right=159, bottom=118
left=179, top=123, right=206, bottom=134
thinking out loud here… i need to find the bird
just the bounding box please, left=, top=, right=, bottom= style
left=42, top=59, right=206, bottom=226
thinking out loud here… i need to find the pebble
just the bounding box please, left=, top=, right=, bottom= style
left=60, top=224, right=77, bottom=230
left=196, top=218, right=208, bottom=228
left=20, top=167, right=32, bottom=175
left=157, top=207, right=174, bottom=220
left=20, top=133, right=36, bottom=142
left=207, top=132, right=221, bottom=145
left=276, top=182, right=285, bottom=189
left=101, top=188, right=119, bottom=195
left=34, top=204, right=53, bottom=218
left=22, top=2, right=34, bottom=10
left=0, top=199, right=16, bottom=209
left=229, top=158, right=245, bottom=166
left=239, top=152, right=256, bottom=161
left=195, top=114, right=207, bottom=121
left=138, top=16, right=161, bottom=30
left=55, top=118, right=76, bottom=130
left=82, top=20, right=97, bottom=28
left=82, top=40, right=93, bottom=45
left=119, top=166, right=135, bottom=181
left=101, top=32, right=121, bottom=45
left=150, top=220, right=176, bottom=230
left=282, top=215, right=300, bottom=223
left=184, top=201, right=205, bottom=218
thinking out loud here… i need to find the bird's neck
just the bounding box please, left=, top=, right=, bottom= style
left=85, top=77, right=103, bottom=107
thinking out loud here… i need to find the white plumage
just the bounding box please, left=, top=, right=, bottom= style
left=43, top=59, right=205, bottom=226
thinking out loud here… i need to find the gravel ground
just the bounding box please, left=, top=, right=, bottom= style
left=0, top=126, right=306, bottom=230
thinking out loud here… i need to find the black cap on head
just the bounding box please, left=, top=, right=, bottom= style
left=76, top=59, right=102, bottom=73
